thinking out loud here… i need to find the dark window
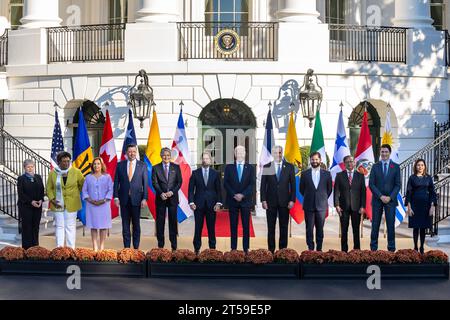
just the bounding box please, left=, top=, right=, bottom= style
left=9, top=0, right=24, bottom=30
left=431, top=0, right=446, bottom=30
left=325, top=0, right=345, bottom=25
left=205, top=0, right=249, bottom=36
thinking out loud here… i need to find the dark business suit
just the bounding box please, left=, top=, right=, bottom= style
left=188, top=167, right=222, bottom=252
left=17, top=174, right=45, bottom=249
left=113, top=160, right=148, bottom=249
left=152, top=162, right=182, bottom=250
left=369, top=160, right=401, bottom=252
left=299, top=168, right=332, bottom=251
left=260, top=161, right=295, bottom=252
left=334, top=170, right=366, bottom=252
left=224, top=162, right=256, bottom=252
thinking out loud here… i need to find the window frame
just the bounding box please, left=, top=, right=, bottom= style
left=9, top=0, right=24, bottom=30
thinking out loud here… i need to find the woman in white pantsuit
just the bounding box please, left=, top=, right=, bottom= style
left=46, top=151, right=85, bottom=248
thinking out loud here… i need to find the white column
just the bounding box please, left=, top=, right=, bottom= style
left=136, top=0, right=179, bottom=23
left=393, top=0, right=434, bottom=29
left=20, top=0, right=61, bottom=29
left=276, top=0, right=320, bottom=23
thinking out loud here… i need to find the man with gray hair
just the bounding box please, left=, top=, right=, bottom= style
left=152, top=147, right=182, bottom=251
left=224, top=145, right=256, bottom=253
left=260, top=145, right=295, bottom=253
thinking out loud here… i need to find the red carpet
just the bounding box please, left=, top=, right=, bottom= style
left=201, top=210, right=255, bottom=238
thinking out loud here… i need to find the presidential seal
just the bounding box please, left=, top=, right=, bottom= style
left=215, top=29, right=240, bottom=56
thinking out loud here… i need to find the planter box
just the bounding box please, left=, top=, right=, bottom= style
left=148, top=262, right=300, bottom=278
left=300, top=263, right=449, bottom=279
left=0, top=259, right=147, bottom=277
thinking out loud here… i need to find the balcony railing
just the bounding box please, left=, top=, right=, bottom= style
left=0, top=29, right=7, bottom=67
left=47, top=23, right=125, bottom=63
left=178, top=22, right=278, bottom=60
left=329, top=24, right=407, bottom=63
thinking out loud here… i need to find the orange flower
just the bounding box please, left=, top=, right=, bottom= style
left=95, top=249, right=118, bottom=262
left=172, top=249, right=197, bottom=263
left=246, top=249, right=273, bottom=264
left=223, top=250, right=246, bottom=264
left=0, top=246, right=26, bottom=261
left=118, top=248, right=146, bottom=264
left=146, top=248, right=173, bottom=263
left=25, top=246, right=51, bottom=260
left=50, top=247, right=76, bottom=261
left=75, top=248, right=97, bottom=261
left=274, top=248, right=299, bottom=263
left=198, top=249, right=224, bottom=263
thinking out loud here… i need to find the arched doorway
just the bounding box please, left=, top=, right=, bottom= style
left=198, top=98, right=257, bottom=208
left=348, top=101, right=381, bottom=161
left=72, top=100, right=105, bottom=157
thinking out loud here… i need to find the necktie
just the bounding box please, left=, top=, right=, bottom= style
left=203, top=168, right=208, bottom=186
left=383, top=162, right=388, bottom=177
left=276, top=164, right=281, bottom=181
left=348, top=171, right=352, bottom=185
left=237, top=164, right=243, bottom=182
left=165, top=164, right=169, bottom=181
left=128, top=161, right=133, bottom=181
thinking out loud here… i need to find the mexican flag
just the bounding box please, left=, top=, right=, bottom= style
left=310, top=109, right=326, bottom=162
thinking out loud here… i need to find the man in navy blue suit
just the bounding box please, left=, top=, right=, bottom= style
left=113, top=144, right=148, bottom=249
left=224, top=145, right=256, bottom=253
left=369, top=144, right=401, bottom=252
left=188, top=152, right=222, bottom=254
left=299, top=152, right=332, bottom=251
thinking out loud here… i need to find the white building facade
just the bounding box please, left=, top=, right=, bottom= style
left=0, top=0, right=449, bottom=210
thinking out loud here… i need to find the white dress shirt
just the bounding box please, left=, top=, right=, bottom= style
left=312, top=167, right=321, bottom=189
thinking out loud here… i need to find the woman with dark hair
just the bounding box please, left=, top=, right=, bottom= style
left=46, top=151, right=85, bottom=248
left=82, top=157, right=113, bottom=251
left=17, top=159, right=45, bottom=249
left=405, top=159, right=437, bottom=254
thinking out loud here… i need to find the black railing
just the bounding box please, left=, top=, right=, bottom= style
left=0, top=170, right=19, bottom=222
left=47, top=23, right=125, bottom=63
left=178, top=22, right=278, bottom=60
left=0, top=29, right=7, bottom=67
left=329, top=24, right=407, bottom=63
left=0, top=128, right=51, bottom=183
left=400, top=129, right=450, bottom=196
left=433, top=175, right=450, bottom=235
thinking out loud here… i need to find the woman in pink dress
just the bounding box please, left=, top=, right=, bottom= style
left=82, top=157, right=113, bottom=251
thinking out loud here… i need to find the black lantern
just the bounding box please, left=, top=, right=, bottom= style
left=129, top=69, right=154, bottom=128
left=299, top=69, right=323, bottom=128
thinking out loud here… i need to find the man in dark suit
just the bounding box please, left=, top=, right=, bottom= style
left=369, top=144, right=401, bottom=252
left=260, top=145, right=295, bottom=253
left=188, top=151, right=222, bottom=254
left=152, top=147, right=182, bottom=251
left=224, top=145, right=256, bottom=253
left=334, top=155, right=366, bottom=252
left=299, top=152, right=332, bottom=251
left=113, top=144, right=148, bottom=249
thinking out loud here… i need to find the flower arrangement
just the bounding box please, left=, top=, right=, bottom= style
left=95, top=249, right=118, bottom=262
left=246, top=249, right=273, bottom=264
left=395, top=249, right=423, bottom=264
left=273, top=248, right=299, bottom=264
left=118, top=248, right=146, bottom=264
left=324, top=250, right=348, bottom=264
left=299, top=250, right=328, bottom=264
left=347, top=250, right=396, bottom=264
left=423, top=250, right=449, bottom=264
left=146, top=248, right=173, bottom=263
left=172, top=249, right=197, bottom=263
left=75, top=248, right=97, bottom=262
left=0, top=246, right=26, bottom=261
left=198, top=249, right=224, bottom=263
left=50, top=247, right=76, bottom=261
left=25, top=246, right=51, bottom=260
left=223, top=250, right=246, bottom=264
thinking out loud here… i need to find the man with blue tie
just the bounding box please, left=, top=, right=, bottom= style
left=224, top=145, right=256, bottom=253
left=188, top=152, right=222, bottom=254
left=369, top=144, right=401, bottom=252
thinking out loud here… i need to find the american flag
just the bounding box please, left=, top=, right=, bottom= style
left=50, top=110, right=64, bottom=169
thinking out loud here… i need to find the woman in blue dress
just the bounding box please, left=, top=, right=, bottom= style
left=405, top=159, right=437, bottom=254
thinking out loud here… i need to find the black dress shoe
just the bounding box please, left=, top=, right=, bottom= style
left=420, top=247, right=425, bottom=254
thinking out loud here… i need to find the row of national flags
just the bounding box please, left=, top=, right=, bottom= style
left=51, top=101, right=406, bottom=228
left=50, top=105, right=193, bottom=225
left=259, top=102, right=406, bottom=227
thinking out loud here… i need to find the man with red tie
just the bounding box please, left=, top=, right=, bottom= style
left=333, top=155, right=366, bottom=252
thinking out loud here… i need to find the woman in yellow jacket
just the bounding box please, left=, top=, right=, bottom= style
left=47, top=151, right=85, bottom=248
